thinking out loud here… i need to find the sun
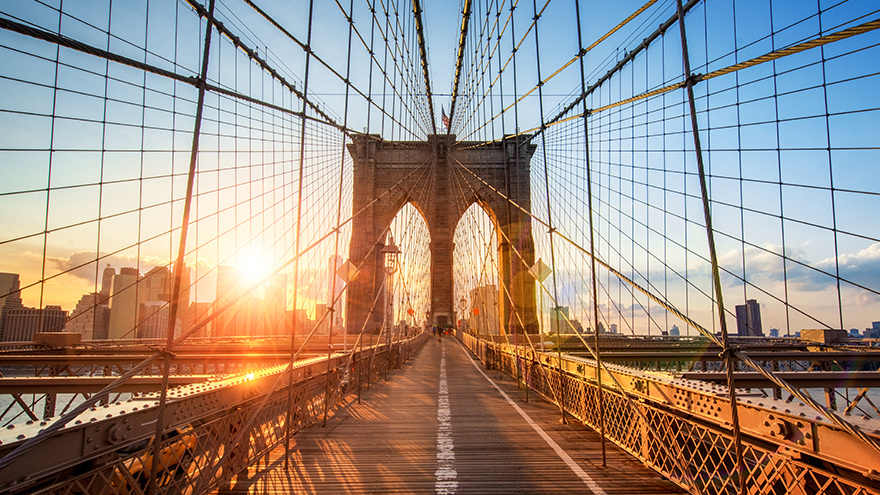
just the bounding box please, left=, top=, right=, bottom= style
left=239, top=255, right=267, bottom=285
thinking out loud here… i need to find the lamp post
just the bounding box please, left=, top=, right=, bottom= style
left=458, top=296, right=467, bottom=335
left=380, top=234, right=400, bottom=345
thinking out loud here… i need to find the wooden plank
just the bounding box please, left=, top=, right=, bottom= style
left=213, top=338, right=686, bottom=494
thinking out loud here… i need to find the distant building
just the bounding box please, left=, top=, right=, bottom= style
left=316, top=303, right=331, bottom=335
left=107, top=267, right=141, bottom=339
left=669, top=325, right=680, bottom=336
left=866, top=322, right=880, bottom=339
left=3, top=305, right=68, bottom=342
left=770, top=328, right=780, bottom=338
left=735, top=299, right=763, bottom=336
left=214, top=265, right=242, bottom=337
left=550, top=306, right=569, bottom=335
left=64, top=292, right=110, bottom=340
left=469, top=285, right=499, bottom=335
left=265, top=272, right=288, bottom=336
left=850, top=328, right=860, bottom=337
left=182, top=301, right=213, bottom=338
left=142, top=266, right=172, bottom=303
left=138, top=301, right=182, bottom=339
left=100, top=264, right=116, bottom=299
left=0, top=273, right=24, bottom=341
left=609, top=323, right=618, bottom=334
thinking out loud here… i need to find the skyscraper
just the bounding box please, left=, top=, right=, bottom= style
left=3, top=305, right=68, bottom=342
left=265, top=272, right=288, bottom=336
left=0, top=273, right=23, bottom=341
left=469, top=285, right=499, bottom=335
left=100, top=264, right=116, bottom=300
left=142, top=266, right=172, bottom=303
left=107, top=267, right=140, bottom=340
left=735, top=299, right=763, bottom=337
left=64, top=292, right=109, bottom=340
left=215, top=265, right=242, bottom=337
left=138, top=300, right=182, bottom=339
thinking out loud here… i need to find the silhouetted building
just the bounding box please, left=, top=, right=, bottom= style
left=735, top=299, right=763, bottom=336
left=214, top=265, right=242, bottom=337
left=182, top=301, right=213, bottom=338
left=669, top=325, right=680, bottom=336
left=64, top=292, right=109, bottom=340
left=265, top=272, right=288, bottom=336
left=3, top=305, right=68, bottom=342
left=0, top=273, right=24, bottom=341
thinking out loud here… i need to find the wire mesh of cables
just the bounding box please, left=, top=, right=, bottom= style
left=0, top=0, right=437, bottom=438
left=447, top=0, right=880, bottom=342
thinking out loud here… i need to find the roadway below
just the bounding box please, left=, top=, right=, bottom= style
left=213, top=335, right=685, bottom=494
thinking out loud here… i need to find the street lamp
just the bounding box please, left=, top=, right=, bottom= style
left=458, top=296, right=467, bottom=334
left=380, top=234, right=400, bottom=345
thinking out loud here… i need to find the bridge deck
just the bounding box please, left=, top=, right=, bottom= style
left=214, top=337, right=685, bottom=494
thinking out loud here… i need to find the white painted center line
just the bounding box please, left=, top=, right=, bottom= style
left=436, top=341, right=458, bottom=494
left=455, top=339, right=606, bottom=495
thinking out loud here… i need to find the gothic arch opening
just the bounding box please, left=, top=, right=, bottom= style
left=388, top=202, right=431, bottom=330
left=454, top=202, right=501, bottom=334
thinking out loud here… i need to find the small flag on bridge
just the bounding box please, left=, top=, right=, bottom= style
left=441, top=106, right=450, bottom=132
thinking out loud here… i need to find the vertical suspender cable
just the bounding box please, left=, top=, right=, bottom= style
left=287, top=0, right=316, bottom=468
left=675, top=0, right=746, bottom=492
left=573, top=0, right=606, bottom=467
left=322, top=0, right=356, bottom=428
left=530, top=0, right=566, bottom=425
left=148, top=1, right=216, bottom=493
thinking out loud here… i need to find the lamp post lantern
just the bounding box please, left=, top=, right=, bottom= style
left=458, top=296, right=467, bottom=333
left=380, top=234, right=400, bottom=345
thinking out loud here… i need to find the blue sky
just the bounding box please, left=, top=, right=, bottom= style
left=1, top=0, right=878, bottom=336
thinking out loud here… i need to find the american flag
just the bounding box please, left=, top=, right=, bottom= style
left=441, top=106, right=450, bottom=131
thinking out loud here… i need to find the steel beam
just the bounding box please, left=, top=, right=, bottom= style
left=680, top=371, right=880, bottom=389
left=0, top=375, right=213, bottom=394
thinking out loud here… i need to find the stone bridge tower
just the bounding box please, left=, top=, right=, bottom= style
left=345, top=134, right=538, bottom=336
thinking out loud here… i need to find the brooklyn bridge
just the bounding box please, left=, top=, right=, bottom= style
left=0, top=0, right=879, bottom=493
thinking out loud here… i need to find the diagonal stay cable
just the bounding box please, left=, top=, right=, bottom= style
left=0, top=146, right=436, bottom=474
left=449, top=152, right=880, bottom=458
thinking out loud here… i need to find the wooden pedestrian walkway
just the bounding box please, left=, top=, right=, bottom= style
left=214, top=337, right=685, bottom=494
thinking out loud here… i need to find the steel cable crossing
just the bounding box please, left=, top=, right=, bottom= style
left=447, top=0, right=880, bottom=492
left=1, top=0, right=880, bottom=493
left=0, top=0, right=436, bottom=490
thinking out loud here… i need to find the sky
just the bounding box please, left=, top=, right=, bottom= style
left=0, top=0, right=878, bottom=336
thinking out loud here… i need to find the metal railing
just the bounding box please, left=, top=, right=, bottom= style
left=0, top=332, right=428, bottom=494
left=462, top=334, right=880, bottom=495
